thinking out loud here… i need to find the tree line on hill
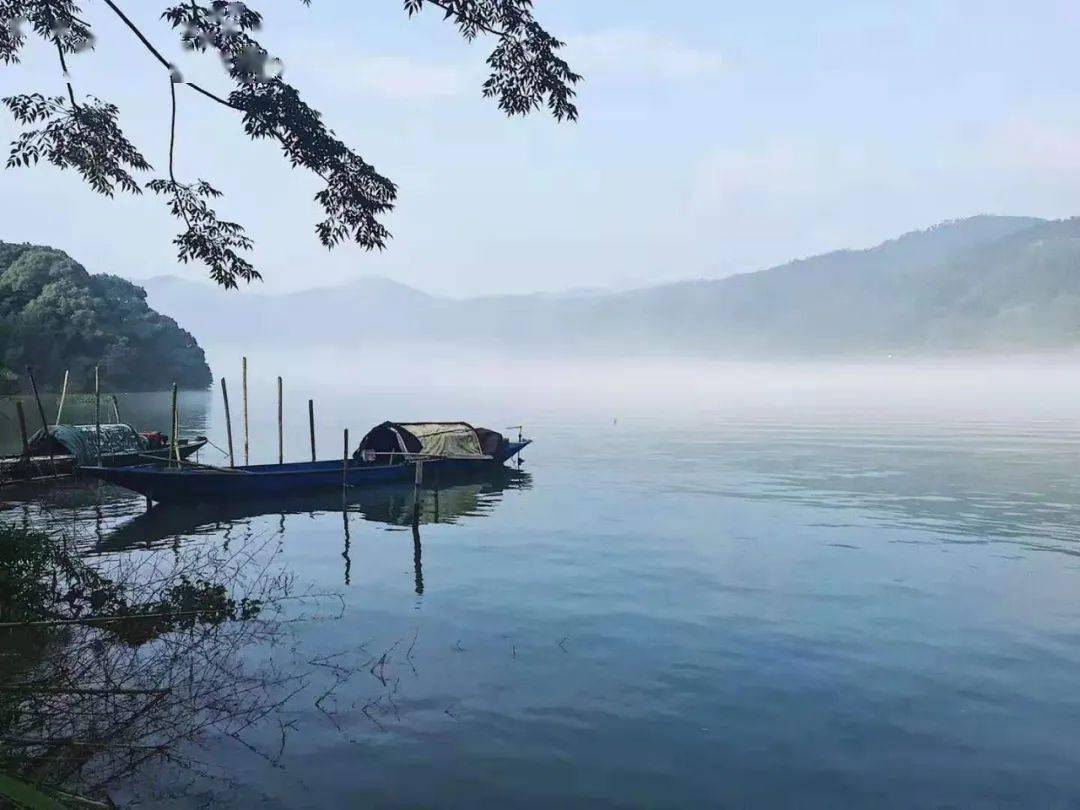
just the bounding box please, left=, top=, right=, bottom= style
left=0, top=242, right=211, bottom=394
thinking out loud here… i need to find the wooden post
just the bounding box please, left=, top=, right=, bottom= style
left=25, top=366, right=48, bottom=432
left=170, top=383, right=179, bottom=465
left=25, top=366, right=53, bottom=473
left=308, top=399, right=316, bottom=462
left=242, top=356, right=249, bottom=465
left=15, top=401, right=29, bottom=457
left=94, top=365, right=101, bottom=466
left=55, top=370, right=69, bottom=425
left=221, top=377, right=235, bottom=468
left=342, top=429, right=349, bottom=491
left=111, top=394, right=121, bottom=424
left=411, top=458, right=425, bottom=526
left=277, top=376, right=283, bottom=465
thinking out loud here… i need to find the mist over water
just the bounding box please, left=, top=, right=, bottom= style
left=5, top=352, right=1080, bottom=806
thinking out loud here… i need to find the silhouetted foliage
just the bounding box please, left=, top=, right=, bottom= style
left=0, top=241, right=212, bottom=390
left=3, top=92, right=150, bottom=195
left=1, top=1, right=580, bottom=287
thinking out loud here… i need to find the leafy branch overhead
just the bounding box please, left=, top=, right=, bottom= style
left=0, top=1, right=581, bottom=288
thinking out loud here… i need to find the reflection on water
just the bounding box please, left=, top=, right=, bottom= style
left=0, top=464, right=531, bottom=805
left=6, top=360, right=1080, bottom=806
left=98, top=466, right=531, bottom=548
left=2, top=467, right=531, bottom=597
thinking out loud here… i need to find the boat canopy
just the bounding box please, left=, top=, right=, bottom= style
left=357, top=422, right=500, bottom=460
left=27, top=423, right=145, bottom=464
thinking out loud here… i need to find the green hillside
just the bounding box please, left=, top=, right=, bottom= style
left=0, top=242, right=211, bottom=392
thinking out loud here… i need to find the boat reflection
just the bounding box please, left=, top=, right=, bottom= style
left=98, top=466, right=533, bottom=554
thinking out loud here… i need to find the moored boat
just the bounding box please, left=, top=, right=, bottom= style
left=1, top=423, right=208, bottom=485
left=83, top=421, right=529, bottom=504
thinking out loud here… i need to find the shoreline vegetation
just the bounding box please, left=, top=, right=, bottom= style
left=0, top=521, right=410, bottom=806
left=0, top=242, right=212, bottom=396
left=0, top=522, right=281, bottom=806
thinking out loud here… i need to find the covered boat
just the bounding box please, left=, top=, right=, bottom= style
left=355, top=422, right=510, bottom=462
left=1, top=423, right=208, bottom=484
left=83, top=420, right=530, bottom=504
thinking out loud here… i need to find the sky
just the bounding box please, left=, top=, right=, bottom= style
left=2, top=0, right=1080, bottom=296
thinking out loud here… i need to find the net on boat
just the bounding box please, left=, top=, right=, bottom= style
left=27, top=423, right=146, bottom=464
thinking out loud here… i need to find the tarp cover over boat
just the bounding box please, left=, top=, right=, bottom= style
left=356, top=422, right=500, bottom=460
left=27, top=424, right=145, bottom=464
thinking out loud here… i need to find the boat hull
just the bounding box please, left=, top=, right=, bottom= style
left=1, top=439, right=208, bottom=485
left=83, top=441, right=530, bottom=503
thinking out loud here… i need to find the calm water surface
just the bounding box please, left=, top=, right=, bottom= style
left=4, top=356, right=1080, bottom=807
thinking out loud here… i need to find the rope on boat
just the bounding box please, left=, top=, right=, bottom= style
left=136, top=454, right=253, bottom=474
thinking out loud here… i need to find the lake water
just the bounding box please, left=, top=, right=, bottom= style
left=4, top=353, right=1080, bottom=807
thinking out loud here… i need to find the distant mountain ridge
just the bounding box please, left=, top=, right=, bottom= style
left=142, top=215, right=1080, bottom=356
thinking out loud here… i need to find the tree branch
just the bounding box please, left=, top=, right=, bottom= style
left=168, top=77, right=176, bottom=182
left=99, top=0, right=242, bottom=112
left=53, top=39, right=77, bottom=109
left=99, top=0, right=172, bottom=70
left=422, top=0, right=506, bottom=38
left=186, top=81, right=241, bottom=111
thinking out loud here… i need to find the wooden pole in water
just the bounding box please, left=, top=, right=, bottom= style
left=221, top=377, right=235, bottom=468
left=94, top=365, right=101, bottom=466
left=242, top=356, right=249, bottom=465
left=25, top=366, right=53, bottom=473
left=277, top=376, right=283, bottom=465
left=412, top=459, right=424, bottom=527
left=55, top=370, right=69, bottom=425
left=308, top=399, right=316, bottom=462
left=342, top=429, right=349, bottom=491
left=170, top=383, right=179, bottom=465
left=15, top=401, right=29, bottom=456
left=25, top=366, right=48, bottom=433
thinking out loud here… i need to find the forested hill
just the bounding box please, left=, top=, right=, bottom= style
left=143, top=215, right=1080, bottom=357
left=0, top=242, right=211, bottom=392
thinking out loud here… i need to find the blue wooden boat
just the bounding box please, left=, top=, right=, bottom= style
left=83, top=421, right=529, bottom=504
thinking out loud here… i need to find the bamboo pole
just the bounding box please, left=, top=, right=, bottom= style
left=277, top=376, right=283, bottom=465
left=308, top=399, right=316, bottom=462
left=221, top=377, right=235, bottom=468
left=25, top=366, right=48, bottom=432
left=94, top=365, right=101, bottom=466
left=54, top=369, right=69, bottom=425
left=24, top=366, right=53, bottom=473
left=413, top=459, right=424, bottom=524
left=170, top=383, right=179, bottom=465
left=15, top=401, right=29, bottom=456
left=242, top=356, right=249, bottom=465
left=342, top=428, right=349, bottom=491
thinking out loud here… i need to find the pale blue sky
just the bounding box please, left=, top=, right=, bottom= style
left=2, top=0, right=1080, bottom=295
